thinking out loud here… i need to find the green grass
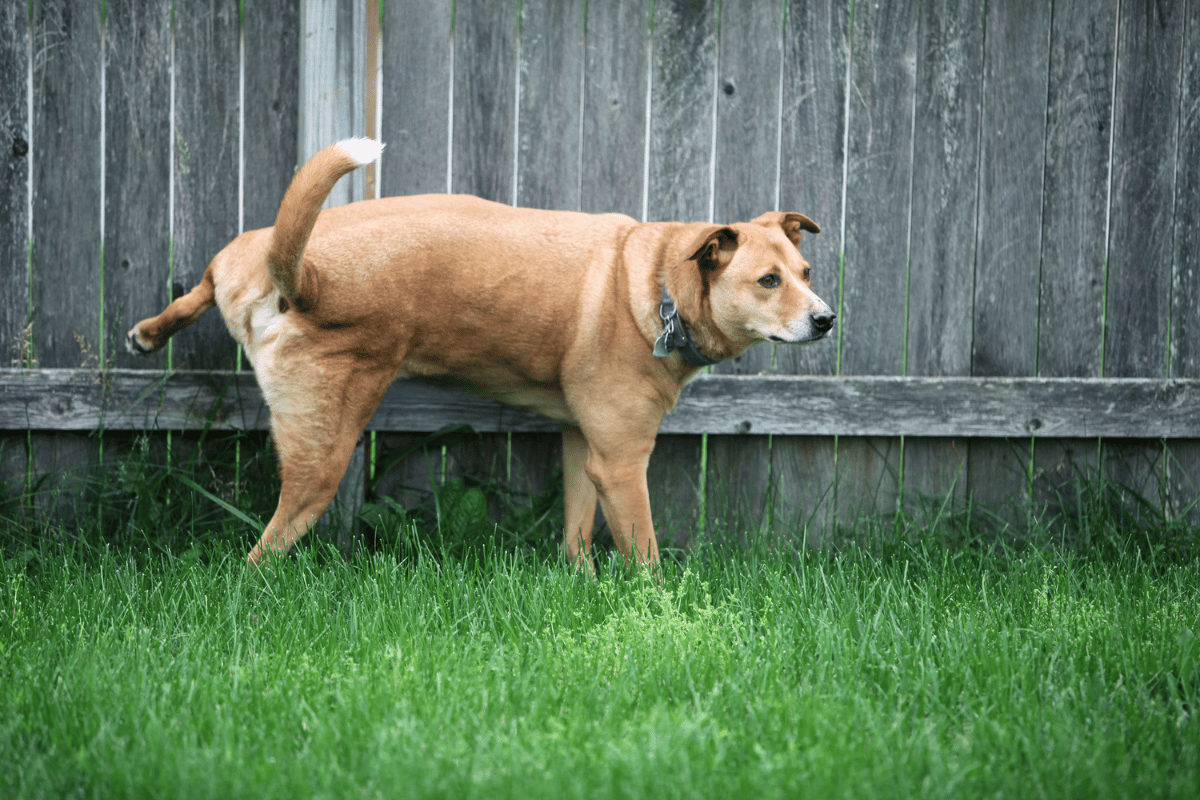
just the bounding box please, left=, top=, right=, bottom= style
left=1, top=533, right=1197, bottom=798
left=0, top=435, right=1198, bottom=798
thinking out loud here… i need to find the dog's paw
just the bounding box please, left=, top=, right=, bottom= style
left=125, top=326, right=155, bottom=356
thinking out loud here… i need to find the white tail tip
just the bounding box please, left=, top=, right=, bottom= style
left=336, top=137, right=385, bottom=166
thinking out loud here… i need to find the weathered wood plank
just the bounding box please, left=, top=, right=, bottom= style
left=1, top=2, right=30, bottom=359
left=771, top=0, right=850, bottom=539
left=171, top=1, right=241, bottom=371
left=0, top=2, right=30, bottom=492
left=1102, top=0, right=1185, bottom=516
left=451, top=0, right=518, bottom=202
left=969, top=1, right=1052, bottom=518
left=706, top=0, right=785, bottom=537
left=902, top=0, right=984, bottom=512
left=104, top=0, right=173, bottom=371
left=379, top=0, right=452, bottom=197
left=299, top=0, right=367, bottom=203
left=1031, top=0, right=1117, bottom=515
left=580, top=0, right=650, bottom=219
left=244, top=0, right=301, bottom=231
left=508, top=0, right=585, bottom=531
left=645, top=0, right=719, bottom=546
left=1168, top=0, right=1200, bottom=518
left=837, top=0, right=919, bottom=521
left=8, top=370, right=1200, bottom=439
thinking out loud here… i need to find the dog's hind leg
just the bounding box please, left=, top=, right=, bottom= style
left=562, top=424, right=598, bottom=570
left=247, top=362, right=393, bottom=566
left=126, top=266, right=217, bottom=355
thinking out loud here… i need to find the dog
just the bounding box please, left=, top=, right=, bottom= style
left=127, top=139, right=835, bottom=568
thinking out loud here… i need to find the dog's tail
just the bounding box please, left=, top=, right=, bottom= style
left=266, top=138, right=384, bottom=308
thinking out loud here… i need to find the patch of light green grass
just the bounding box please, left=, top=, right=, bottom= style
left=1, top=536, right=1197, bottom=799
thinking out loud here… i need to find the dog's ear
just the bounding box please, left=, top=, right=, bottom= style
left=684, top=226, right=740, bottom=271
left=752, top=211, right=820, bottom=247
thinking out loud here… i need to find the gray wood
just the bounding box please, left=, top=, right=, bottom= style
left=1103, top=0, right=1185, bottom=517
left=1031, top=0, right=1117, bottom=516
left=1, top=1, right=30, bottom=357
left=968, top=1, right=1051, bottom=518
left=0, top=4, right=30, bottom=492
left=902, top=0, right=985, bottom=514
left=244, top=0, right=301, bottom=231
left=104, top=0, right=173, bottom=371
left=442, top=0, right=520, bottom=519
left=580, top=0, right=651, bottom=219
left=299, top=0, right=367, bottom=204
left=836, top=0, right=919, bottom=522
left=171, top=1, right=241, bottom=371
left=645, top=0, right=718, bottom=545
left=379, top=0, right=452, bottom=197
left=706, top=0, right=784, bottom=536
left=771, top=0, right=851, bottom=537
left=1168, top=0, right=1200, bottom=519
left=508, top=0, right=585, bottom=527
left=30, top=0, right=102, bottom=369
left=10, top=370, right=1200, bottom=439
left=29, top=0, right=103, bottom=515
left=451, top=0, right=518, bottom=202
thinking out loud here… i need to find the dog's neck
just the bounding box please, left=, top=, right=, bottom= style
left=653, top=285, right=718, bottom=367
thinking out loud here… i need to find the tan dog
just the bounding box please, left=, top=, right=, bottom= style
left=128, top=139, right=835, bottom=568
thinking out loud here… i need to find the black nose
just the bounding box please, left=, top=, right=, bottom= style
left=812, top=310, right=836, bottom=333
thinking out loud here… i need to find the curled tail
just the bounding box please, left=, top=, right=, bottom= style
left=266, top=138, right=385, bottom=308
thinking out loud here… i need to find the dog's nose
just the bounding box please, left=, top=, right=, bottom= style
left=812, top=310, right=836, bottom=333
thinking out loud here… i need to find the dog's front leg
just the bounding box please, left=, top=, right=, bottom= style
left=561, top=424, right=598, bottom=571
left=581, top=430, right=659, bottom=568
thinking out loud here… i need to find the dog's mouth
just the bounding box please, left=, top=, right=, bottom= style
left=768, top=331, right=829, bottom=345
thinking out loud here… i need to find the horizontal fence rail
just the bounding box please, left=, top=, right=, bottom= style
left=5, top=369, right=1200, bottom=440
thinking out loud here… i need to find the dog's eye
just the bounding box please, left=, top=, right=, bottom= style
left=758, top=274, right=780, bottom=288
left=802, top=267, right=811, bottom=282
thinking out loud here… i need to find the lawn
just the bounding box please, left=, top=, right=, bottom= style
left=2, top=521, right=1197, bottom=799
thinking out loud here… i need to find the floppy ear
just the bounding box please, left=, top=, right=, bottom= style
left=752, top=211, right=820, bottom=247
left=683, top=226, right=740, bottom=271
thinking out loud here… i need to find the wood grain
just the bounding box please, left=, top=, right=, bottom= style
left=8, top=370, right=1200, bottom=439
left=969, top=1, right=1052, bottom=519
left=244, top=0, right=301, bottom=232
left=771, top=0, right=850, bottom=539
left=645, top=0, right=719, bottom=545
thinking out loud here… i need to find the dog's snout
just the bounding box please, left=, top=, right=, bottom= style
left=812, top=309, right=836, bottom=333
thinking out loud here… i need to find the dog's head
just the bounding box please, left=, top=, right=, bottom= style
left=672, top=212, right=835, bottom=357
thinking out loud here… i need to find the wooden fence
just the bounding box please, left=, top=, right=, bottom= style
left=2, top=0, right=1198, bottom=546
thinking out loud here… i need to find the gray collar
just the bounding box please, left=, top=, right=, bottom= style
left=653, top=285, right=718, bottom=367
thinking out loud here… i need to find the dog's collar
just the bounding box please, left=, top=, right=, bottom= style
left=653, top=285, right=718, bottom=367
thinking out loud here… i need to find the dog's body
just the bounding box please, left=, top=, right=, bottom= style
left=128, top=139, right=834, bottom=567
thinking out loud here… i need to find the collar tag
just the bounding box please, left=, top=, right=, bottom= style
left=654, top=286, right=718, bottom=367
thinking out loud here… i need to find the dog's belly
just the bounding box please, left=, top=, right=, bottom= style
left=396, top=358, right=575, bottom=424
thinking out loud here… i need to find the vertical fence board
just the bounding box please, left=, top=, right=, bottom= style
left=902, top=0, right=984, bottom=514
left=836, top=0, right=918, bottom=525
left=969, top=2, right=1051, bottom=523
left=771, top=0, right=849, bottom=542
left=1169, top=0, right=1200, bottom=519
left=644, top=0, right=718, bottom=548
left=299, top=0, right=367, bottom=203
left=373, top=1, right=453, bottom=514
left=1031, top=0, right=1117, bottom=516
left=1102, top=0, right=1184, bottom=514
left=172, top=1, right=241, bottom=371
left=0, top=3, right=29, bottom=490
left=379, top=0, right=451, bottom=198
left=29, top=0, right=103, bottom=515
left=104, top=0, right=172, bottom=371
left=440, top=0, right=520, bottom=515
left=508, top=0, right=586, bottom=528
left=580, top=0, right=650, bottom=220
left=244, top=0, right=301, bottom=232
left=706, top=0, right=784, bottom=541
